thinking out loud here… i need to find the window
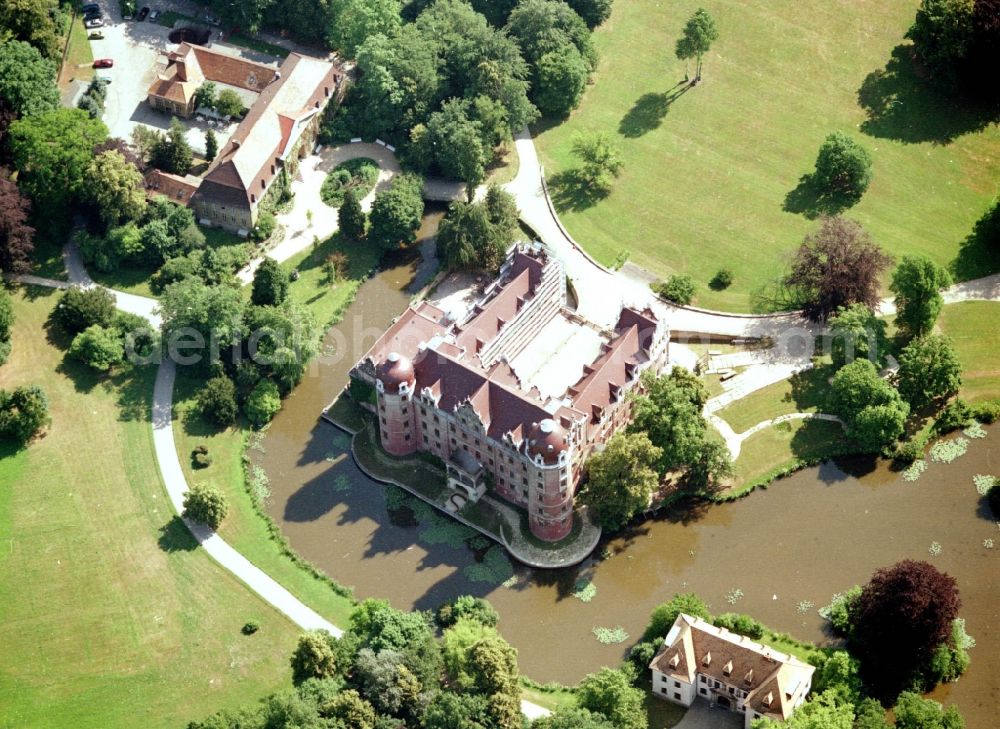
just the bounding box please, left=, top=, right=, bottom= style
left=404, top=433, right=410, bottom=441
left=673, top=693, right=681, bottom=701
left=260, top=179, right=265, bottom=190
left=700, top=688, right=707, bottom=696
left=423, top=435, right=428, bottom=444
left=380, top=417, right=386, bottom=425
left=660, top=687, right=667, bottom=695
left=673, top=681, right=681, bottom=689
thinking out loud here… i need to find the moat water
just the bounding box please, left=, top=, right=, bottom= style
left=257, top=222, right=999, bottom=727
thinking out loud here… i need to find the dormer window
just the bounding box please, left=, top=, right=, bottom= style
left=722, top=660, right=733, bottom=676
left=744, top=669, right=754, bottom=685
left=668, top=653, right=680, bottom=669
left=702, top=652, right=711, bottom=667
left=763, top=692, right=774, bottom=708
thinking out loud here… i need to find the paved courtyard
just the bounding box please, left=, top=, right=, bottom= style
left=667, top=699, right=744, bottom=729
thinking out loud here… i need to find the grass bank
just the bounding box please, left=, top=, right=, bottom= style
left=716, top=364, right=833, bottom=433
left=534, top=0, right=999, bottom=311
left=0, top=287, right=299, bottom=729
left=937, top=301, right=1000, bottom=404
left=59, top=14, right=94, bottom=89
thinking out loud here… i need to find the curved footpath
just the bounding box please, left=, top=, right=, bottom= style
left=6, top=250, right=552, bottom=721
left=709, top=412, right=845, bottom=461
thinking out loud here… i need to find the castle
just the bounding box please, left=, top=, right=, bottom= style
left=351, top=245, right=669, bottom=541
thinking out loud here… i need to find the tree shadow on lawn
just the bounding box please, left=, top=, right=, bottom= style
left=782, top=174, right=861, bottom=219
left=857, top=44, right=999, bottom=145
left=618, top=82, right=691, bottom=138
left=547, top=168, right=611, bottom=213
left=157, top=514, right=199, bottom=552
left=950, top=200, right=1000, bottom=282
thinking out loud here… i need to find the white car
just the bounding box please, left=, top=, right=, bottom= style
left=84, top=16, right=105, bottom=28
left=148, top=8, right=160, bottom=21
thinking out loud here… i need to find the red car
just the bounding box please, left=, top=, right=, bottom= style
left=93, top=58, right=114, bottom=69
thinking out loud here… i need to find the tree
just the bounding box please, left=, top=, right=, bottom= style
left=0, top=176, right=35, bottom=274
left=421, top=692, right=491, bottom=729
left=436, top=595, right=499, bottom=628
left=9, top=108, right=108, bottom=210
left=290, top=630, right=338, bottom=684
left=53, top=286, right=117, bottom=335
left=534, top=46, right=589, bottom=117
left=85, top=150, right=148, bottom=228
left=441, top=617, right=499, bottom=688
left=251, top=258, right=290, bottom=307
left=131, top=125, right=163, bottom=167
left=642, top=593, right=711, bottom=642
left=194, top=81, right=217, bottom=110
left=0, top=384, right=50, bottom=443
left=338, top=187, right=367, bottom=241
left=244, top=378, right=282, bottom=427
left=0, top=0, right=64, bottom=61
left=204, top=128, right=218, bottom=162
left=322, top=689, right=376, bottom=729
left=0, top=286, right=12, bottom=343
left=827, top=303, right=888, bottom=368
left=327, top=0, right=401, bottom=57
left=352, top=647, right=422, bottom=717
left=577, top=667, right=647, bottom=729
left=465, top=635, right=521, bottom=729
left=437, top=201, right=493, bottom=271
left=675, top=8, right=718, bottom=81
left=418, top=99, right=491, bottom=189
left=159, top=279, right=246, bottom=369
left=579, top=431, right=661, bottom=531
left=890, top=255, right=952, bottom=339
left=570, top=132, right=623, bottom=195
left=751, top=689, right=854, bottom=729
left=484, top=184, right=519, bottom=243
left=687, top=435, right=734, bottom=488
left=0, top=39, right=59, bottom=118
left=907, top=0, right=976, bottom=86
left=182, top=483, right=229, bottom=529
left=851, top=560, right=961, bottom=699
left=69, top=324, right=125, bottom=371
left=629, top=367, right=711, bottom=475
left=150, top=118, right=193, bottom=175
left=896, top=335, right=962, bottom=409
left=657, top=274, right=696, bottom=305
left=812, top=132, right=873, bottom=203
left=215, top=89, right=245, bottom=118
left=785, top=216, right=892, bottom=320
left=853, top=698, right=891, bottom=729
left=829, top=359, right=908, bottom=450
left=367, top=173, right=425, bottom=252
left=507, top=0, right=596, bottom=68
left=893, top=691, right=965, bottom=729
left=533, top=707, right=616, bottom=729
left=197, top=375, right=238, bottom=426
left=566, top=0, right=614, bottom=28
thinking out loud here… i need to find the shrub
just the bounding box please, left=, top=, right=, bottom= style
left=710, top=268, right=734, bottom=289
left=321, top=157, right=380, bottom=207
left=656, top=274, right=696, bottom=305
left=290, top=630, right=338, bottom=684
left=251, top=211, right=277, bottom=242
left=892, top=439, right=924, bottom=466
left=712, top=612, right=765, bottom=639
left=250, top=257, right=289, bottom=306
left=0, top=385, right=51, bottom=443
left=436, top=595, right=499, bottom=628
left=934, top=399, right=973, bottom=434
left=53, top=286, right=117, bottom=335
left=69, top=324, right=124, bottom=371
left=643, top=593, right=711, bottom=642
left=972, top=399, right=1000, bottom=424
left=242, top=620, right=260, bottom=635
left=627, top=640, right=660, bottom=673
left=244, top=378, right=281, bottom=427
left=197, top=375, right=238, bottom=426
left=182, top=484, right=228, bottom=529
left=191, top=445, right=213, bottom=469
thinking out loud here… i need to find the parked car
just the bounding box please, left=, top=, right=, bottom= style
left=202, top=12, right=221, bottom=26
left=81, top=3, right=101, bottom=14
left=84, top=16, right=104, bottom=27
left=136, top=6, right=149, bottom=20
left=96, top=74, right=112, bottom=84
left=148, top=8, right=160, bottom=21
left=88, top=31, right=105, bottom=39
left=93, top=58, right=114, bottom=68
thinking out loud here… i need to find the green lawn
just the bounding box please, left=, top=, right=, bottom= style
left=937, top=301, right=1000, bottom=404
left=59, top=14, right=94, bottom=89
left=535, top=0, right=1000, bottom=311
left=171, top=376, right=357, bottom=628
left=717, top=364, right=833, bottom=433
left=280, top=232, right=381, bottom=325
left=729, top=418, right=851, bottom=492
left=227, top=33, right=291, bottom=59
left=0, top=288, right=299, bottom=729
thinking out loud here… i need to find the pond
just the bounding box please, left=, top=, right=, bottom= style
left=256, top=221, right=999, bottom=727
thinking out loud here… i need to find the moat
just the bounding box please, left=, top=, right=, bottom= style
left=255, top=225, right=999, bottom=728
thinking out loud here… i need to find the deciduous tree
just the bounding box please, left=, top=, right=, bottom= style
left=182, top=483, right=228, bottom=529
left=851, top=560, right=961, bottom=699
left=827, top=303, right=888, bottom=368
left=251, top=257, right=290, bottom=306
left=675, top=8, right=718, bottom=81
left=150, top=118, right=193, bottom=175
left=785, top=216, right=892, bottom=320
left=812, top=132, right=873, bottom=203
left=367, top=173, right=425, bottom=252
left=570, top=131, right=623, bottom=195
left=53, top=286, right=117, bottom=335
left=896, top=335, right=962, bottom=409
left=907, top=0, right=976, bottom=86
left=85, top=150, right=148, bottom=227
left=642, top=593, right=711, bottom=642
left=0, top=175, right=35, bottom=274
left=893, top=691, right=965, bottom=729
left=577, top=666, right=647, bottom=729
left=0, top=384, right=50, bottom=443
left=69, top=324, right=125, bottom=371
left=327, top=0, right=401, bottom=57
left=0, top=39, right=59, bottom=118
left=579, top=431, right=661, bottom=531
left=534, top=46, right=588, bottom=117
left=829, top=359, right=908, bottom=450
left=890, top=254, right=952, bottom=339
left=197, top=375, right=239, bottom=426
left=290, top=629, right=339, bottom=684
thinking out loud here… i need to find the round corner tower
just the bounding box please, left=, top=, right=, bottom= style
left=375, top=351, right=417, bottom=456
left=525, top=419, right=574, bottom=541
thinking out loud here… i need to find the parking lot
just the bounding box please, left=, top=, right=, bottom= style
left=83, top=0, right=283, bottom=155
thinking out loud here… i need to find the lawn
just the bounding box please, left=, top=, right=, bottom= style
left=227, top=33, right=291, bottom=59
left=0, top=287, right=299, bottom=729
left=937, top=301, right=1000, bottom=404
left=716, top=364, right=833, bottom=433
left=729, top=418, right=851, bottom=491
left=534, top=0, right=1000, bottom=312
left=58, top=14, right=94, bottom=89
left=280, top=232, right=381, bottom=325
left=171, top=375, right=357, bottom=628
